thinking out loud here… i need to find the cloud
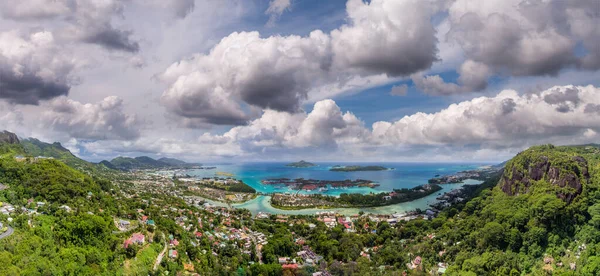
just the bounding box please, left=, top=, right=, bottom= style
left=265, top=0, right=292, bottom=26
left=411, top=59, right=492, bottom=95
left=198, top=99, right=370, bottom=155
left=160, top=0, right=438, bottom=126
left=1, top=0, right=140, bottom=53
left=195, top=85, right=600, bottom=159
left=71, top=85, right=600, bottom=161
left=373, top=85, right=600, bottom=147
left=330, top=0, right=437, bottom=76
left=169, top=0, right=196, bottom=19
left=411, top=0, right=600, bottom=96
left=0, top=103, right=24, bottom=131
left=0, top=0, right=71, bottom=20
left=584, top=104, right=600, bottom=114
left=70, top=0, right=140, bottom=53
left=390, top=85, right=408, bottom=96
left=160, top=30, right=333, bottom=124
left=0, top=31, right=78, bottom=105
left=43, top=96, right=141, bottom=140
left=81, top=24, right=140, bottom=53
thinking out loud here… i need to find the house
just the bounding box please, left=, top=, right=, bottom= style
left=278, top=257, right=290, bottom=264
left=256, top=212, right=270, bottom=219
left=123, top=239, right=133, bottom=248
left=282, top=264, right=299, bottom=270
left=131, top=233, right=145, bottom=244
left=59, top=205, right=72, bottom=212
left=170, top=239, right=179, bottom=247
left=146, top=219, right=155, bottom=226
left=168, top=249, right=178, bottom=258
left=414, top=256, right=422, bottom=265
left=407, top=256, right=422, bottom=270
left=195, top=232, right=203, bottom=238
left=118, top=219, right=131, bottom=228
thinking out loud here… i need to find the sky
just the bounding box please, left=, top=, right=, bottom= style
left=0, top=0, right=599, bottom=163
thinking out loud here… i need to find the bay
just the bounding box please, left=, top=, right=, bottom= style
left=181, top=162, right=488, bottom=215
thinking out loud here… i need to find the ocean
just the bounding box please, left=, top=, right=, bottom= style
left=180, top=162, right=488, bottom=215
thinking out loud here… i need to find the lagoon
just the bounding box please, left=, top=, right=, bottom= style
left=182, top=162, right=486, bottom=215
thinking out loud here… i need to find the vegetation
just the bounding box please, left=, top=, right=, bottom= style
left=107, top=156, right=198, bottom=171
left=272, top=184, right=443, bottom=209
left=194, top=179, right=256, bottom=194
left=20, top=138, right=99, bottom=171
left=2, top=129, right=600, bottom=275
left=272, top=145, right=600, bottom=275
left=286, top=160, right=316, bottom=168
left=330, top=165, right=388, bottom=172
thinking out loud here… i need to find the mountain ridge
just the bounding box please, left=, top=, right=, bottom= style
left=105, top=155, right=200, bottom=171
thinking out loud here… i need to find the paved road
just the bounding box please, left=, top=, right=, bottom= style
left=153, top=233, right=167, bottom=271
left=0, top=226, right=14, bottom=240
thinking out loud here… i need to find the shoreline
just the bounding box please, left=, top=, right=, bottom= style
left=193, top=179, right=482, bottom=216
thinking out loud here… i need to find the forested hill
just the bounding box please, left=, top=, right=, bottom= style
left=105, top=156, right=200, bottom=171
left=0, top=131, right=105, bottom=172
left=405, top=144, right=600, bottom=274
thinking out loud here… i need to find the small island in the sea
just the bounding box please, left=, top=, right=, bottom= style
left=330, top=165, right=388, bottom=172
left=286, top=160, right=316, bottom=168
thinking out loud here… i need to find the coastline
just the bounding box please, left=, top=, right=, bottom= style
left=194, top=179, right=482, bottom=216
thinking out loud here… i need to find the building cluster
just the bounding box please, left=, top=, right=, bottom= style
left=123, top=233, right=145, bottom=248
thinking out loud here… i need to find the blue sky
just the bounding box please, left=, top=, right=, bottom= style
left=0, top=0, right=599, bottom=163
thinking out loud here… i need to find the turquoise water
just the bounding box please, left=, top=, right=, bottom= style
left=202, top=180, right=481, bottom=216
left=183, top=162, right=486, bottom=215
left=185, top=162, right=484, bottom=195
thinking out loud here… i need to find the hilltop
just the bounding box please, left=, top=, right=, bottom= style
left=403, top=144, right=600, bottom=274
left=0, top=131, right=110, bottom=173
left=0, top=131, right=19, bottom=144
left=500, top=144, right=591, bottom=203
left=106, top=156, right=200, bottom=171
left=285, top=160, right=316, bottom=168
left=330, top=165, right=388, bottom=172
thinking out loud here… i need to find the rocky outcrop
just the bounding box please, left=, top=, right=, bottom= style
left=500, top=152, right=589, bottom=203
left=0, top=130, right=19, bottom=144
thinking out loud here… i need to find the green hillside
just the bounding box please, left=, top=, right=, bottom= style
left=108, top=156, right=199, bottom=171
left=2, top=131, right=600, bottom=274
left=381, top=144, right=600, bottom=275
left=158, top=157, right=200, bottom=167
left=0, top=143, right=122, bottom=274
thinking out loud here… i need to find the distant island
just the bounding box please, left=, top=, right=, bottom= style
left=285, top=160, right=316, bottom=168
left=330, top=165, right=388, bottom=172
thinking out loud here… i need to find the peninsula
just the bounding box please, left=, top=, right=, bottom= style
left=285, top=160, right=316, bottom=168
left=330, top=165, right=388, bottom=172
left=261, top=178, right=380, bottom=190
left=270, top=184, right=442, bottom=209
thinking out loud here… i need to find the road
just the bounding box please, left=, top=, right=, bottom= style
left=0, top=226, right=14, bottom=240
left=153, top=233, right=167, bottom=271
left=246, top=230, right=262, bottom=264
